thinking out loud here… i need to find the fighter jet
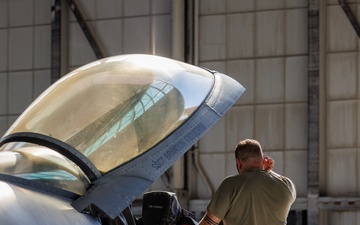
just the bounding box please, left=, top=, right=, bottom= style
left=0, top=54, right=245, bottom=225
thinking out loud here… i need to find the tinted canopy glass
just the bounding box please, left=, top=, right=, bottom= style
left=1, top=55, right=214, bottom=174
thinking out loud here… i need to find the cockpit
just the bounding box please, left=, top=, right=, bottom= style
left=0, top=54, right=214, bottom=196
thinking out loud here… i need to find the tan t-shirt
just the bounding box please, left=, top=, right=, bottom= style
left=207, top=169, right=296, bottom=225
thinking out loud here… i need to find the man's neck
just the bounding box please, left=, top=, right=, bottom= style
left=239, top=164, right=263, bottom=174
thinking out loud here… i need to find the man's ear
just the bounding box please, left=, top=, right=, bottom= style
left=236, top=158, right=242, bottom=173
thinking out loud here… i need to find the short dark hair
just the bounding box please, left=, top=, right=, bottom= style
left=235, top=139, right=263, bottom=162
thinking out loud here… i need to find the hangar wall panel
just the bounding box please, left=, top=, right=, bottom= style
left=322, top=210, right=360, bottom=225
left=327, top=5, right=357, bottom=52
left=0, top=0, right=172, bottom=137
left=0, top=0, right=53, bottom=135
left=0, top=30, right=7, bottom=70
left=325, top=0, right=360, bottom=197
left=197, top=1, right=308, bottom=203
left=320, top=0, right=360, bottom=224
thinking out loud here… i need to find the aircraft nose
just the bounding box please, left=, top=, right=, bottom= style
left=0, top=181, right=16, bottom=201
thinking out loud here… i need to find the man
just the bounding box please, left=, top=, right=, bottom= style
left=199, top=139, right=296, bottom=225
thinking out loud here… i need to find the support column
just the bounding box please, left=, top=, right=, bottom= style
left=51, top=0, right=69, bottom=83
left=308, top=0, right=320, bottom=224
left=60, top=0, right=69, bottom=76
left=51, top=0, right=61, bottom=83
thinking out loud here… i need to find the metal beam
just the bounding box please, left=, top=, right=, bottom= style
left=60, top=0, right=69, bottom=76
left=308, top=0, right=320, bottom=224
left=318, top=197, right=360, bottom=210
left=172, top=0, right=185, bottom=61
left=51, top=0, right=61, bottom=83
left=338, top=0, right=360, bottom=38
left=184, top=0, right=195, bottom=64
left=66, top=0, right=105, bottom=59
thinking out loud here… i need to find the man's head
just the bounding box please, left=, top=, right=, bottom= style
left=234, top=139, right=264, bottom=174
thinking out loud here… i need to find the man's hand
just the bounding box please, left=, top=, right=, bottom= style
left=263, top=156, right=275, bottom=171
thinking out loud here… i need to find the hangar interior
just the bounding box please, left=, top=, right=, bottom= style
left=0, top=0, right=360, bottom=224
